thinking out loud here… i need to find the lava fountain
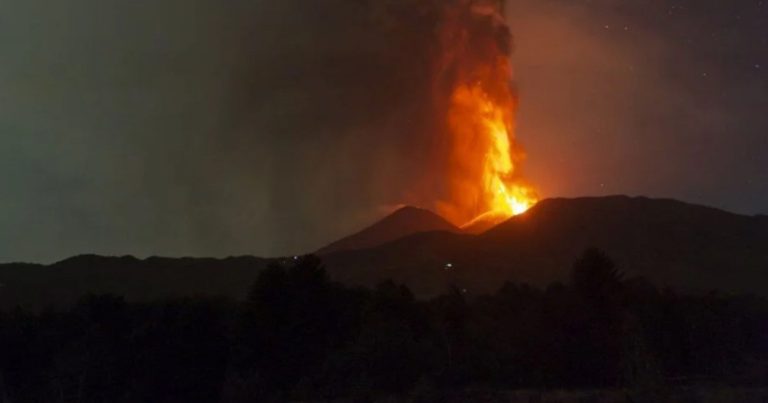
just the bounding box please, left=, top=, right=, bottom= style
left=433, top=0, right=538, bottom=229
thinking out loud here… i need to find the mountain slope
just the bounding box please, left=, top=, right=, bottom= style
left=0, top=255, right=270, bottom=310
left=322, top=196, right=768, bottom=296
left=317, top=206, right=461, bottom=254
left=2, top=196, right=766, bottom=309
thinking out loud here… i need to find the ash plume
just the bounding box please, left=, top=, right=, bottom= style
left=2, top=0, right=766, bottom=261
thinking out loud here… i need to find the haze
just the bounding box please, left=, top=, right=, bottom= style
left=1, top=0, right=765, bottom=262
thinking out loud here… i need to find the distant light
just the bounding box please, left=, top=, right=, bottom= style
left=445, top=263, right=453, bottom=269
left=293, top=256, right=298, bottom=260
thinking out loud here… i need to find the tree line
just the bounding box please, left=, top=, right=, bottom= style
left=1, top=249, right=766, bottom=402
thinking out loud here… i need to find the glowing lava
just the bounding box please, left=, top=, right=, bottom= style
left=433, top=0, right=538, bottom=228
left=447, top=83, right=538, bottom=229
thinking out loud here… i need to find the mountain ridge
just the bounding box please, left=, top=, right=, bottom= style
left=321, top=195, right=768, bottom=296
left=316, top=205, right=461, bottom=255
left=2, top=195, right=767, bottom=310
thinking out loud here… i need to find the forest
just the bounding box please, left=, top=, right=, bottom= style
left=1, top=250, right=766, bottom=402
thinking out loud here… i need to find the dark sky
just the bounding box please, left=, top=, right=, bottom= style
left=1, top=0, right=766, bottom=263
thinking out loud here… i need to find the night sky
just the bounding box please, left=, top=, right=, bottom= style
left=1, top=0, right=766, bottom=263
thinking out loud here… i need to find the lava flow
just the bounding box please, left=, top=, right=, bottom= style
left=434, top=0, right=538, bottom=228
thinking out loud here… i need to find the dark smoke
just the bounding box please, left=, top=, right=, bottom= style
left=1, top=0, right=766, bottom=262
left=153, top=0, right=513, bottom=257
left=0, top=0, right=500, bottom=260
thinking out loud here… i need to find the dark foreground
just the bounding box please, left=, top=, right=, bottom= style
left=2, top=251, right=766, bottom=402
left=362, top=387, right=768, bottom=402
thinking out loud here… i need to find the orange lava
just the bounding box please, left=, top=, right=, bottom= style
left=434, top=1, right=538, bottom=228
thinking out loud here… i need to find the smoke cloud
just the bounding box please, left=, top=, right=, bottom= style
left=0, top=0, right=766, bottom=262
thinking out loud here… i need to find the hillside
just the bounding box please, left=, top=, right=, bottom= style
left=2, top=196, right=767, bottom=309
left=0, top=255, right=269, bottom=310
left=322, top=196, right=768, bottom=296
left=317, top=206, right=461, bottom=254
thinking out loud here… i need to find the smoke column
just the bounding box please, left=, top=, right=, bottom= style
left=423, top=0, right=537, bottom=227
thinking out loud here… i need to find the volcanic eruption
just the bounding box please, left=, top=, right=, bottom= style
left=430, top=0, right=538, bottom=229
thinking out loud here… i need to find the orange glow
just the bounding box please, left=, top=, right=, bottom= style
left=442, top=83, right=538, bottom=228
left=431, top=0, right=538, bottom=228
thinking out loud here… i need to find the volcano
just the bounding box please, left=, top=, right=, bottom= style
left=321, top=196, right=768, bottom=297
left=317, top=206, right=461, bottom=255
left=1, top=195, right=767, bottom=310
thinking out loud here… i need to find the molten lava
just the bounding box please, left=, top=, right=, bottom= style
left=433, top=0, right=538, bottom=228
left=445, top=83, right=538, bottom=229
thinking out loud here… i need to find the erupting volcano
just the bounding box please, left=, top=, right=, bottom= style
left=431, top=0, right=538, bottom=228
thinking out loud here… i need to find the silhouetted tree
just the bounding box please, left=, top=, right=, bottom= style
left=233, top=255, right=361, bottom=399
left=568, top=249, right=628, bottom=386
left=319, top=281, right=433, bottom=399
left=571, top=248, right=625, bottom=302
left=1, top=253, right=767, bottom=401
